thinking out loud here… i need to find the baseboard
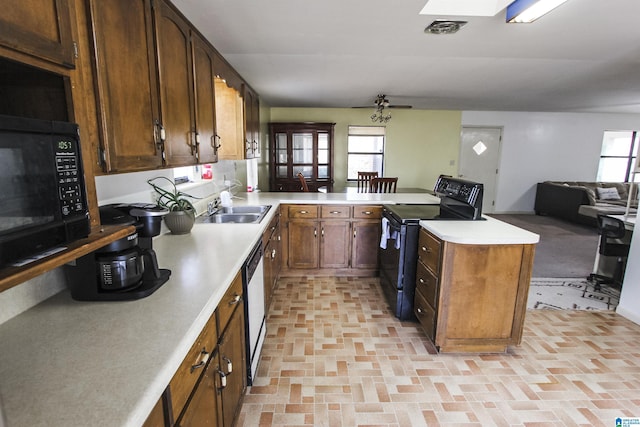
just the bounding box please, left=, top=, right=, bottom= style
left=615, top=305, right=640, bottom=326
left=488, top=210, right=537, bottom=215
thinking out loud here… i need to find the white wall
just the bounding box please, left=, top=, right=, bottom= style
left=463, top=110, right=640, bottom=325
left=462, top=111, right=640, bottom=213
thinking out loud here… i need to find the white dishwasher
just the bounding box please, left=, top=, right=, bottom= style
left=242, top=240, right=266, bottom=386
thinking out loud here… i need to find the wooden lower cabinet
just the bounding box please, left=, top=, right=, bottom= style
left=263, top=208, right=281, bottom=309
left=145, top=271, right=246, bottom=427
left=414, top=228, right=535, bottom=353
left=282, top=204, right=381, bottom=274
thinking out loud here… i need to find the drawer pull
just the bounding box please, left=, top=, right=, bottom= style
left=190, top=348, right=210, bottom=373
left=229, top=294, right=241, bottom=306
left=217, top=369, right=227, bottom=389
left=421, top=246, right=431, bottom=253
left=419, top=278, right=425, bottom=284
left=223, top=356, right=233, bottom=374
left=329, top=211, right=341, bottom=214
left=362, top=211, right=372, bottom=215
left=299, top=210, right=308, bottom=214
left=416, top=307, right=424, bottom=314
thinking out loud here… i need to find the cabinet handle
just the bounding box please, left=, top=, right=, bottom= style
left=299, top=210, right=308, bottom=214
left=314, top=228, right=317, bottom=237
left=416, top=307, right=424, bottom=314
left=271, top=249, right=276, bottom=259
left=329, top=211, right=341, bottom=214
left=353, top=229, right=357, bottom=238
left=362, top=211, right=372, bottom=215
left=321, top=228, right=324, bottom=237
left=190, top=348, right=210, bottom=373
left=223, top=356, right=233, bottom=374
left=213, top=134, right=222, bottom=151
left=421, top=246, right=430, bottom=253
left=419, top=278, right=425, bottom=284
left=217, top=369, right=227, bottom=389
left=228, top=294, right=241, bottom=306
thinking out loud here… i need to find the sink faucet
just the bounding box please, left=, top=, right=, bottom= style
left=207, top=197, right=221, bottom=216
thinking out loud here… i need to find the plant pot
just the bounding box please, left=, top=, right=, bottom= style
left=164, top=210, right=195, bottom=235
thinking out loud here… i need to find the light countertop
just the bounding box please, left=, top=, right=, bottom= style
left=421, top=215, right=540, bottom=245
left=0, top=192, right=537, bottom=427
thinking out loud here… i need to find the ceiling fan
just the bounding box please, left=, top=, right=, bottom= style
left=353, top=94, right=413, bottom=109
left=354, top=94, right=412, bottom=123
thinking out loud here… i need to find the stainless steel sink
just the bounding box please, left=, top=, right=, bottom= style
left=198, top=205, right=271, bottom=224
left=217, top=205, right=270, bottom=214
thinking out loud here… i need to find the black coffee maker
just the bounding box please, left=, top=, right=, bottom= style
left=66, top=203, right=171, bottom=301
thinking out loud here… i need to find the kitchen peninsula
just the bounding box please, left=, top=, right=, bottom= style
left=0, top=192, right=538, bottom=427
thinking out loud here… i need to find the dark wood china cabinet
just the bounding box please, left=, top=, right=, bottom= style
left=269, top=122, right=335, bottom=192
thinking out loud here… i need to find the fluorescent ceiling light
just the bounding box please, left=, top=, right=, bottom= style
left=506, top=0, right=569, bottom=23
left=420, top=0, right=512, bottom=17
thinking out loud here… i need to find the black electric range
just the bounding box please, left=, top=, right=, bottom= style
left=378, top=176, right=484, bottom=320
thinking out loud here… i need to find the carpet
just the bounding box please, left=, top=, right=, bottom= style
left=527, top=277, right=620, bottom=311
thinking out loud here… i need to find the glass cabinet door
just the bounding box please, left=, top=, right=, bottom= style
left=269, top=123, right=334, bottom=192
left=275, top=132, right=288, bottom=178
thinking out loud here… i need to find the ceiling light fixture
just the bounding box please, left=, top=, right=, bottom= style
left=506, top=0, right=569, bottom=23
left=371, top=94, right=392, bottom=123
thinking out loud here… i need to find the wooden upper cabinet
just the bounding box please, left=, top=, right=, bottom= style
left=243, top=85, right=260, bottom=159
left=88, top=0, right=163, bottom=172
left=0, top=0, right=74, bottom=68
left=153, top=1, right=197, bottom=167
left=192, top=33, right=219, bottom=164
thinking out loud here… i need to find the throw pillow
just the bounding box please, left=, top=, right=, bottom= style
left=596, top=186, right=621, bottom=200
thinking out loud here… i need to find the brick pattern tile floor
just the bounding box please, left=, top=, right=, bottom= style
left=237, top=276, right=640, bottom=426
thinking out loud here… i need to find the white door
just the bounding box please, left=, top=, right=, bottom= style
left=459, top=127, right=502, bottom=213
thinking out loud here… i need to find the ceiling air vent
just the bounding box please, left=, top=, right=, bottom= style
left=424, top=20, right=467, bottom=34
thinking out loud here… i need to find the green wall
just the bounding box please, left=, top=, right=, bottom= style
left=268, top=107, right=462, bottom=190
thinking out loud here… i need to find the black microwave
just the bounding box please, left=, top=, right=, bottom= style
left=0, top=114, right=90, bottom=268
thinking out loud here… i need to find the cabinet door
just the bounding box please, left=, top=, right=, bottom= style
left=351, top=221, right=381, bottom=269
left=320, top=221, right=350, bottom=269
left=175, top=349, right=222, bottom=427
left=218, top=305, right=246, bottom=427
left=192, top=33, right=218, bottom=164
left=154, top=0, right=196, bottom=167
left=243, top=86, right=259, bottom=159
left=288, top=220, right=319, bottom=269
left=263, top=238, right=274, bottom=309
left=0, top=0, right=74, bottom=68
left=88, top=0, right=163, bottom=172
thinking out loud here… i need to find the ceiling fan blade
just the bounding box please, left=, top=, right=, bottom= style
left=387, top=105, right=412, bottom=109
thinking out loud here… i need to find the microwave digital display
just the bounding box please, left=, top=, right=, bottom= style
left=0, top=114, right=90, bottom=267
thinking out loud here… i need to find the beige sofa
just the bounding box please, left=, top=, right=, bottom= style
left=534, top=181, right=637, bottom=225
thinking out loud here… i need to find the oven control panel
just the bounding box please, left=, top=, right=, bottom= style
left=434, top=176, right=482, bottom=204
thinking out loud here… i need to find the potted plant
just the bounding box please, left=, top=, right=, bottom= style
left=147, top=176, right=199, bottom=234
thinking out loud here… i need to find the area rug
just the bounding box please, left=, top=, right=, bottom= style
left=527, top=277, right=620, bottom=311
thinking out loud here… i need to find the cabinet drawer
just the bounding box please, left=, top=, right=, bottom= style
left=169, top=312, right=218, bottom=418
left=418, top=229, right=442, bottom=274
left=288, top=205, right=318, bottom=219
left=217, top=271, right=244, bottom=334
left=416, top=261, right=438, bottom=308
left=414, top=289, right=436, bottom=342
left=352, top=205, right=382, bottom=219
left=321, top=205, right=350, bottom=218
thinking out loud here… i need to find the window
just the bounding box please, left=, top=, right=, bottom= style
left=347, top=126, right=385, bottom=180
left=596, top=131, right=639, bottom=182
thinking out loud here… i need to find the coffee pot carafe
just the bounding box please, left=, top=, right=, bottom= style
left=66, top=203, right=172, bottom=301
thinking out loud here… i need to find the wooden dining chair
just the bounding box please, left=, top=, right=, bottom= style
left=370, top=177, right=398, bottom=193
left=297, top=172, right=310, bottom=192
left=357, top=171, right=378, bottom=193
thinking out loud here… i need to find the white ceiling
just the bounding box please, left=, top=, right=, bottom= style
left=172, top=0, right=640, bottom=113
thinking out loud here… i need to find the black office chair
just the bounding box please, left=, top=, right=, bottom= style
left=588, top=214, right=630, bottom=290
